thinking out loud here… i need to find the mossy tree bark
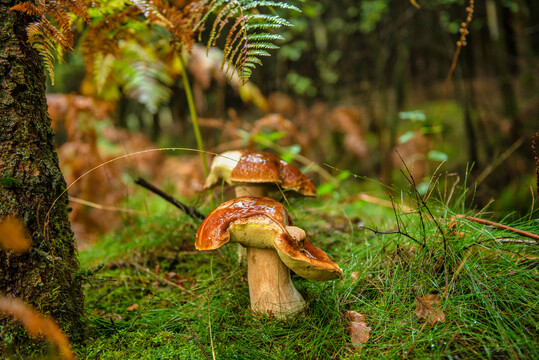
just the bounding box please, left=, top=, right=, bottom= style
left=0, top=0, right=86, bottom=355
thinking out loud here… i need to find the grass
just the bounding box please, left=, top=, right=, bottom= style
left=77, top=183, right=539, bottom=359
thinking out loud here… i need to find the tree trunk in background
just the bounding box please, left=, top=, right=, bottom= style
left=0, top=1, right=85, bottom=355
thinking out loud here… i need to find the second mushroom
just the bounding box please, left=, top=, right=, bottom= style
left=196, top=196, right=342, bottom=318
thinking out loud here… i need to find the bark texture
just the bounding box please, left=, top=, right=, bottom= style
left=0, top=1, right=86, bottom=355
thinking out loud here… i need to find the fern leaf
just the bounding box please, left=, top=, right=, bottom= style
left=248, top=42, right=279, bottom=50
left=191, top=0, right=300, bottom=84
left=248, top=33, right=284, bottom=42
left=10, top=2, right=44, bottom=17
left=64, top=0, right=91, bottom=25
left=242, top=1, right=300, bottom=12
left=246, top=14, right=293, bottom=27
left=246, top=49, right=271, bottom=56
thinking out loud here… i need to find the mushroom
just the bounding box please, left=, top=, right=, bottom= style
left=204, top=150, right=317, bottom=198
left=196, top=196, right=342, bottom=318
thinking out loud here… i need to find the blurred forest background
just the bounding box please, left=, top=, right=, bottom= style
left=45, top=0, right=538, bottom=242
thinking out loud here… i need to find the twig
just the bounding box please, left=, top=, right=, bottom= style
left=360, top=226, right=423, bottom=247
left=109, top=316, right=126, bottom=347
left=494, top=237, right=538, bottom=245
left=475, top=138, right=524, bottom=187
left=128, top=293, right=155, bottom=331
left=128, top=260, right=195, bottom=295
left=134, top=177, right=206, bottom=221
left=185, top=321, right=212, bottom=360
left=457, top=215, right=539, bottom=241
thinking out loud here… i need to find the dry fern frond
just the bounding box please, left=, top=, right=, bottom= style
left=11, top=0, right=91, bottom=84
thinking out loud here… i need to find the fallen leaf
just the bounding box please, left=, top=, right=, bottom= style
left=126, top=304, right=139, bottom=312
left=345, top=311, right=371, bottom=347
left=0, top=216, right=31, bottom=253
left=351, top=272, right=360, bottom=280
left=415, top=294, right=445, bottom=325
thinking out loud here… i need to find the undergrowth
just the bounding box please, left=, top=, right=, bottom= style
left=78, top=183, right=539, bottom=359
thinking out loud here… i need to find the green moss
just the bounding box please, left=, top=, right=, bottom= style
left=0, top=177, right=19, bottom=189
left=77, top=189, right=539, bottom=359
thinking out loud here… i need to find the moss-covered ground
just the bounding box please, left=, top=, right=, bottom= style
left=76, top=182, right=538, bottom=359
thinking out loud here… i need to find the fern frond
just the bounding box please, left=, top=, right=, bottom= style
left=93, top=53, right=116, bottom=94
left=11, top=0, right=91, bottom=83
left=10, top=2, right=45, bottom=17
left=190, top=0, right=300, bottom=84
left=26, top=22, right=57, bottom=84
left=64, top=0, right=91, bottom=25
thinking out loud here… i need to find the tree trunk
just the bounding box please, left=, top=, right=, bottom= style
left=0, top=1, right=86, bottom=355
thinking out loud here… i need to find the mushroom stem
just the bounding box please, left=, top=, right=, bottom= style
left=234, top=185, right=267, bottom=197
left=246, top=247, right=305, bottom=317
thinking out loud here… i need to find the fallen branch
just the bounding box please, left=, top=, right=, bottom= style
left=458, top=215, right=539, bottom=241
left=134, top=177, right=205, bottom=221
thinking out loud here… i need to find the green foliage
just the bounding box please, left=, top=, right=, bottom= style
left=192, top=0, right=301, bottom=83
left=14, top=0, right=300, bottom=109
left=79, top=183, right=539, bottom=359
left=358, top=0, right=388, bottom=34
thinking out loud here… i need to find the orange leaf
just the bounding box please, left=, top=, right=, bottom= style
left=415, top=294, right=445, bottom=325
left=345, top=311, right=371, bottom=347
left=126, top=304, right=139, bottom=312
left=0, top=216, right=31, bottom=253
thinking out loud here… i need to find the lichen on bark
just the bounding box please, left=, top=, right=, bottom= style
left=0, top=0, right=86, bottom=356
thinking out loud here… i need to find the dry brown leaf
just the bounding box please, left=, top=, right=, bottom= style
left=415, top=294, right=445, bottom=325
left=0, top=216, right=31, bottom=253
left=0, top=297, right=74, bottom=360
left=345, top=311, right=371, bottom=347
left=126, top=304, right=139, bottom=312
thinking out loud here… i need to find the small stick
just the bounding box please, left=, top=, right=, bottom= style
left=127, top=293, right=155, bottom=331
left=458, top=215, right=539, bottom=241
left=185, top=322, right=212, bottom=360
left=134, top=177, right=206, bottom=220
left=128, top=260, right=194, bottom=295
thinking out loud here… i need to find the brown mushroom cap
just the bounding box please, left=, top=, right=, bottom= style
left=195, top=196, right=342, bottom=281
left=204, top=150, right=317, bottom=196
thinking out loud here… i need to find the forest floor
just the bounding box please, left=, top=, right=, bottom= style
left=75, top=179, right=539, bottom=360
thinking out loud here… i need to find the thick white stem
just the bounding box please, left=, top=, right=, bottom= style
left=247, top=247, right=305, bottom=317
